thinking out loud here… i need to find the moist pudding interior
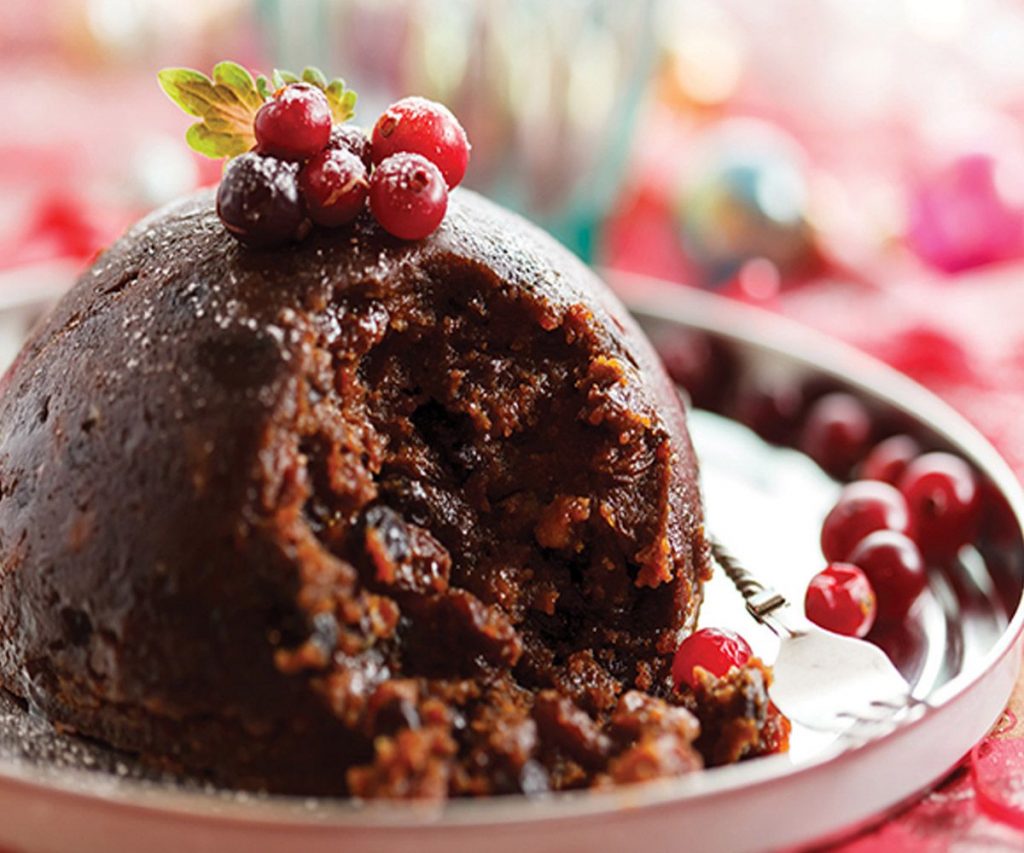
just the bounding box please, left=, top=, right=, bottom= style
left=270, top=259, right=692, bottom=713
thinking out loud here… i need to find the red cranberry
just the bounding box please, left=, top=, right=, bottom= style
left=298, top=148, right=369, bottom=227
left=216, top=152, right=308, bottom=247
left=254, top=83, right=332, bottom=162
left=804, top=563, right=877, bottom=638
left=860, top=434, right=922, bottom=485
left=849, top=530, right=927, bottom=622
left=821, top=480, right=912, bottom=562
left=735, top=379, right=803, bottom=445
left=371, top=96, right=470, bottom=188
left=899, top=452, right=981, bottom=560
left=369, top=153, right=448, bottom=240
left=672, top=628, right=752, bottom=691
left=328, top=125, right=372, bottom=169
left=799, top=392, right=873, bottom=479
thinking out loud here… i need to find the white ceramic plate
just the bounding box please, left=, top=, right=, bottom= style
left=0, top=270, right=1018, bottom=853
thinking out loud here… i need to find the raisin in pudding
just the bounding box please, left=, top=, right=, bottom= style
left=0, top=73, right=787, bottom=799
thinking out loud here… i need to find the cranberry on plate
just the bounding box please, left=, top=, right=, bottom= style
left=820, top=480, right=912, bottom=563
left=672, top=628, right=752, bottom=691
left=860, top=434, right=921, bottom=485
left=848, top=530, right=927, bottom=622
left=899, top=452, right=981, bottom=561
left=804, top=563, right=877, bottom=638
left=800, top=392, right=873, bottom=479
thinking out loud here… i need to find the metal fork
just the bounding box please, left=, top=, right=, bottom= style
left=711, top=539, right=927, bottom=742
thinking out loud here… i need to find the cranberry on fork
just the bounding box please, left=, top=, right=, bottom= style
left=804, top=563, right=877, bottom=638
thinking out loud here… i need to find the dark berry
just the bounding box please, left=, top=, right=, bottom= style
left=371, top=96, right=470, bottom=188
left=328, top=124, right=372, bottom=169
left=216, top=152, right=308, bottom=247
left=799, top=392, right=873, bottom=478
left=899, top=452, right=981, bottom=560
left=298, top=148, right=369, bottom=227
left=804, top=563, right=876, bottom=637
left=671, top=628, right=752, bottom=691
left=734, top=379, right=803, bottom=444
left=820, top=480, right=912, bottom=562
left=860, top=434, right=922, bottom=485
left=369, top=153, right=448, bottom=240
left=254, top=83, right=332, bottom=162
left=849, top=530, right=926, bottom=622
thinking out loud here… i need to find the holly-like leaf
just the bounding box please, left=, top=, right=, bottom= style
left=269, top=65, right=357, bottom=123
left=324, top=78, right=357, bottom=123
left=271, top=68, right=300, bottom=89
left=157, top=63, right=265, bottom=159
left=159, top=61, right=359, bottom=159
left=301, top=66, right=328, bottom=88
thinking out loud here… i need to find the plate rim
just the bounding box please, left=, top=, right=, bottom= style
left=0, top=274, right=1020, bottom=834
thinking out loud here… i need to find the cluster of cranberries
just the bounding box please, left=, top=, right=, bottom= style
left=805, top=431, right=981, bottom=638
left=662, top=342, right=991, bottom=677
left=216, top=85, right=470, bottom=247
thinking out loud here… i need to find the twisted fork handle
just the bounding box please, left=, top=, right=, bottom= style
left=710, top=538, right=791, bottom=628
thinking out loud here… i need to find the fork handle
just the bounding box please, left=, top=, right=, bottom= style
left=710, top=538, right=790, bottom=625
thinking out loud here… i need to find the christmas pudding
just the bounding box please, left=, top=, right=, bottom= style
left=0, top=64, right=786, bottom=797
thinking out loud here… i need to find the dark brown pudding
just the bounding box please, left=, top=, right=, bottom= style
left=0, top=189, right=784, bottom=797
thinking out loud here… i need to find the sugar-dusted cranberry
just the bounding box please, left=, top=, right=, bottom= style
left=799, top=392, right=873, bottom=479
left=328, top=124, right=372, bottom=169
left=804, top=563, right=876, bottom=638
left=216, top=152, right=308, bottom=247
left=254, top=83, right=332, bottom=162
left=821, top=480, right=912, bottom=562
left=849, top=530, right=927, bottom=622
left=369, top=153, right=448, bottom=240
left=371, top=96, right=470, bottom=188
left=899, top=452, right=981, bottom=560
left=671, top=627, right=752, bottom=691
left=298, top=147, right=369, bottom=227
left=860, top=434, right=922, bottom=485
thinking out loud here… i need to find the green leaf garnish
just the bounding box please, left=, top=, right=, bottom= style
left=159, top=61, right=358, bottom=159
left=157, top=62, right=263, bottom=159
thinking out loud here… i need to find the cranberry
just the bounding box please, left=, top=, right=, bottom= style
left=216, top=152, right=308, bottom=247
left=371, top=96, right=470, bottom=188
left=804, top=563, right=877, bottom=638
left=671, top=628, right=752, bottom=691
left=820, top=480, right=912, bottom=562
left=734, top=379, right=803, bottom=444
left=254, top=83, right=332, bottom=162
left=860, top=434, right=922, bottom=485
left=369, top=153, right=448, bottom=240
left=298, top=148, right=369, bottom=227
left=799, top=392, right=873, bottom=479
left=328, top=124, right=372, bottom=169
left=849, top=530, right=927, bottom=622
left=899, top=452, right=981, bottom=560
